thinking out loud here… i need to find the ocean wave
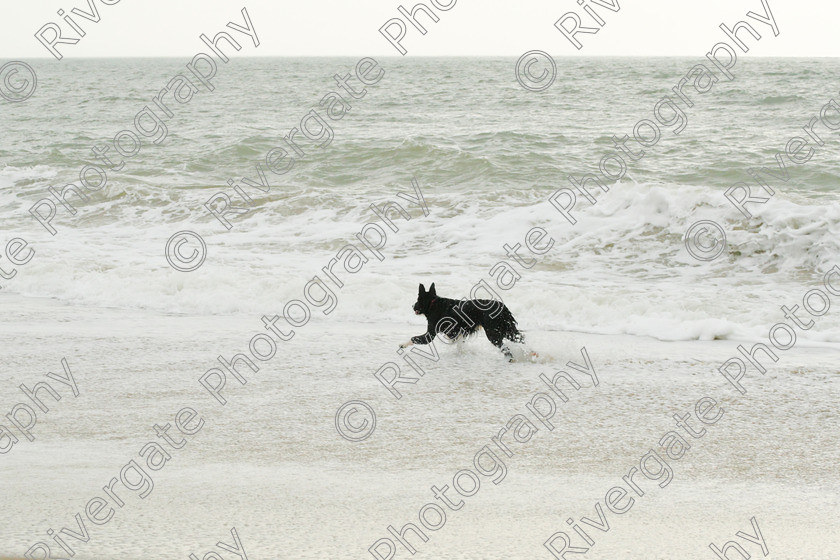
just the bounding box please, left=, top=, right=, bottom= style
left=2, top=180, right=838, bottom=345
left=759, top=95, right=805, bottom=105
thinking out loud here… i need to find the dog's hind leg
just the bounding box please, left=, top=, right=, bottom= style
left=485, top=328, right=514, bottom=362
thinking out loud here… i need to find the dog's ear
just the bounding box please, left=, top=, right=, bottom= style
left=419, top=283, right=426, bottom=295
left=429, top=283, right=436, bottom=296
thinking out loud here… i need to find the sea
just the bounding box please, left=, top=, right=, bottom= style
left=0, top=57, right=838, bottom=559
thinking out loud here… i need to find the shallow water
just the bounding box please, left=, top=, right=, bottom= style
left=0, top=295, right=838, bottom=559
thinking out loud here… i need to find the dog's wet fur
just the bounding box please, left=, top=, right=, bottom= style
left=400, top=283, right=525, bottom=361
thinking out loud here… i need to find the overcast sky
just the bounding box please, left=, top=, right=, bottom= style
left=1, top=0, right=837, bottom=59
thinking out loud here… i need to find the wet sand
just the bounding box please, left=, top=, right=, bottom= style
left=1, top=295, right=838, bottom=559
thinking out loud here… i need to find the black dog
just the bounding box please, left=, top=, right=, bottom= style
left=400, top=283, right=525, bottom=361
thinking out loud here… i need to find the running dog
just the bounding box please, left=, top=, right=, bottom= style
left=400, top=283, right=525, bottom=361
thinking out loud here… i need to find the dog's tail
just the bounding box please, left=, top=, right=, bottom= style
left=498, top=305, right=525, bottom=343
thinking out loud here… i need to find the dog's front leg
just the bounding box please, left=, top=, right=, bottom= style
left=400, top=331, right=434, bottom=348
left=412, top=332, right=435, bottom=345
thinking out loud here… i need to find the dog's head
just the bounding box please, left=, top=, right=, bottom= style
left=412, top=283, right=437, bottom=315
